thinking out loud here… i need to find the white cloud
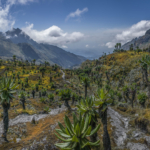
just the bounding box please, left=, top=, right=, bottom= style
left=106, top=20, right=150, bottom=48
left=85, top=44, right=89, bottom=48
left=0, top=0, right=36, bottom=31
left=66, top=7, right=88, bottom=21
left=0, top=4, right=14, bottom=31
left=22, top=23, right=84, bottom=46
left=62, top=45, right=68, bottom=49
left=7, top=0, right=36, bottom=5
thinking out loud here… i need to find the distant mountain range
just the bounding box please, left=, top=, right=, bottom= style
left=122, top=29, right=150, bottom=50
left=0, top=28, right=86, bottom=68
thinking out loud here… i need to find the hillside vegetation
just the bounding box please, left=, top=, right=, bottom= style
left=1, top=50, right=150, bottom=150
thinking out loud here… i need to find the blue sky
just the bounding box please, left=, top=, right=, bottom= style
left=1, top=0, right=150, bottom=58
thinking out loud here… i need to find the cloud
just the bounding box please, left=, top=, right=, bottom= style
left=85, top=44, right=89, bottom=48
left=106, top=20, right=150, bottom=48
left=66, top=7, right=88, bottom=21
left=7, top=0, right=36, bottom=5
left=0, top=3, right=14, bottom=31
left=22, top=23, right=84, bottom=46
left=0, top=0, right=36, bottom=31
left=62, top=45, right=68, bottom=49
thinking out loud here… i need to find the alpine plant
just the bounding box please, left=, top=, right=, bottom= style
left=55, top=113, right=100, bottom=150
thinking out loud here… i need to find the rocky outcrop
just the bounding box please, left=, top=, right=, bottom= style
left=122, top=28, right=150, bottom=50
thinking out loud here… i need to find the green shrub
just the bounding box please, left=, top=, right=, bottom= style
left=43, top=106, right=51, bottom=113
left=48, top=93, right=54, bottom=101
left=138, top=93, right=147, bottom=107
left=40, top=97, right=46, bottom=103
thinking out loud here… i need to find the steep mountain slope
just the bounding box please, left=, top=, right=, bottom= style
left=0, top=32, right=25, bottom=60
left=17, top=43, right=40, bottom=60
left=4, top=28, right=86, bottom=68
left=122, top=29, right=150, bottom=50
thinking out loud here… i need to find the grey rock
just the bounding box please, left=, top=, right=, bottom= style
left=145, top=136, right=150, bottom=147
left=31, top=116, right=36, bottom=124
left=26, top=100, right=31, bottom=104
left=16, top=138, right=21, bottom=143
left=22, top=129, right=27, bottom=134
left=15, top=131, right=20, bottom=136
left=19, top=101, right=22, bottom=105
left=127, top=142, right=149, bottom=150
left=8, top=128, right=14, bottom=134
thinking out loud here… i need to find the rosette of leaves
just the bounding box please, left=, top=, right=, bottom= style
left=71, top=92, right=78, bottom=105
left=94, top=88, right=112, bottom=113
left=0, top=78, right=18, bottom=105
left=50, top=82, right=55, bottom=89
left=38, top=79, right=42, bottom=85
left=54, top=74, right=57, bottom=78
left=42, top=88, right=47, bottom=96
left=77, top=97, right=99, bottom=142
left=77, top=97, right=98, bottom=117
left=59, top=89, right=71, bottom=100
left=59, top=89, right=72, bottom=110
left=55, top=113, right=100, bottom=150
left=0, top=78, right=18, bottom=141
left=22, top=69, right=25, bottom=75
left=43, top=106, right=51, bottom=113
left=55, top=89, right=59, bottom=95
left=64, top=84, right=67, bottom=88
left=138, top=93, right=147, bottom=108
left=25, top=77, right=28, bottom=83
left=48, top=93, right=54, bottom=101
left=18, top=90, right=27, bottom=99
left=40, top=97, right=46, bottom=103
left=105, top=84, right=110, bottom=92
left=117, top=92, right=122, bottom=101
left=18, top=90, right=27, bottom=109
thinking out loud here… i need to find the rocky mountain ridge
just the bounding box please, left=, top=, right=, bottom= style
left=122, top=29, right=150, bottom=50
left=0, top=28, right=86, bottom=68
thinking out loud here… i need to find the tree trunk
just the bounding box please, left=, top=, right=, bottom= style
left=106, top=72, right=110, bottom=82
left=39, top=92, right=41, bottom=98
left=98, top=108, right=111, bottom=150
left=64, top=99, right=71, bottom=110
left=111, top=98, right=115, bottom=106
left=131, top=90, right=136, bottom=108
left=90, top=116, right=98, bottom=142
left=85, top=85, right=87, bottom=99
left=21, top=98, right=25, bottom=110
left=22, top=101, right=25, bottom=110
left=148, top=82, right=150, bottom=101
left=2, top=103, right=10, bottom=141
left=144, top=67, right=148, bottom=83
left=142, top=69, right=145, bottom=85
left=72, top=97, right=75, bottom=105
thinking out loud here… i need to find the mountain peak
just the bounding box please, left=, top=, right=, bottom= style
left=145, top=29, right=150, bottom=35
left=6, top=28, right=23, bottom=36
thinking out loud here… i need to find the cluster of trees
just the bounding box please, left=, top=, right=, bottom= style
left=113, top=43, right=150, bottom=54
left=113, top=43, right=125, bottom=52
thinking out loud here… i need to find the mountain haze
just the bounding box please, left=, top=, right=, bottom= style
left=0, top=28, right=86, bottom=68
